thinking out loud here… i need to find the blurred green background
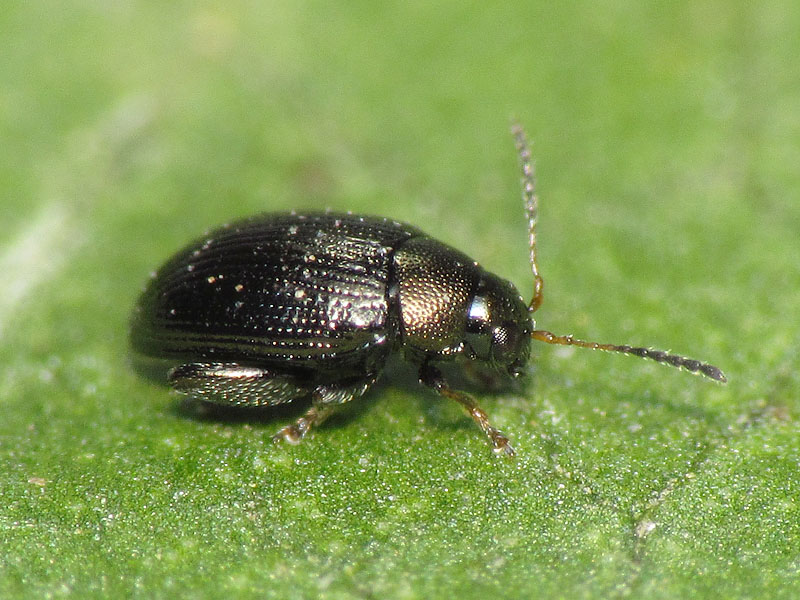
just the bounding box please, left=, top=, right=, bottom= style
left=2, top=1, right=798, bottom=598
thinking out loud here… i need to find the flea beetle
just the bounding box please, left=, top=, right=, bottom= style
left=130, top=125, right=726, bottom=456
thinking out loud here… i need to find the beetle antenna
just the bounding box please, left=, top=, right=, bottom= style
left=531, top=330, right=727, bottom=382
left=512, top=122, right=544, bottom=314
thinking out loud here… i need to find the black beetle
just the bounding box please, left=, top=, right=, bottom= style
left=130, top=125, right=726, bottom=457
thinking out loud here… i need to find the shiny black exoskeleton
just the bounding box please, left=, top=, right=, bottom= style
left=131, top=212, right=531, bottom=455
left=131, top=125, right=726, bottom=457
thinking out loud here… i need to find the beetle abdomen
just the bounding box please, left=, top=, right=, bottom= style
left=131, top=213, right=421, bottom=375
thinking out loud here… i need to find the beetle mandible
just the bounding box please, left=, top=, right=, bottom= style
left=130, top=124, right=726, bottom=457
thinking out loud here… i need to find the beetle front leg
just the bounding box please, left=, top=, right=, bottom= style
left=419, top=363, right=515, bottom=458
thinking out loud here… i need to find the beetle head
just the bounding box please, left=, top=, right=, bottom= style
left=464, top=272, right=532, bottom=377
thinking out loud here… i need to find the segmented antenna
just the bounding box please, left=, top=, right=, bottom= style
left=512, top=123, right=727, bottom=383
left=531, top=330, right=727, bottom=382
left=512, top=122, right=544, bottom=313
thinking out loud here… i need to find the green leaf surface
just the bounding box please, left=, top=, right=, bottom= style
left=2, top=1, right=798, bottom=598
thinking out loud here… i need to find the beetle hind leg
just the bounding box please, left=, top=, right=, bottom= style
left=419, top=363, right=515, bottom=457
left=168, top=363, right=306, bottom=407
left=270, top=402, right=333, bottom=445
left=271, top=375, right=379, bottom=445
left=170, top=364, right=379, bottom=445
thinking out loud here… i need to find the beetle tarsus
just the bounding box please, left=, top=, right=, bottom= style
left=272, top=403, right=334, bottom=445
left=492, top=436, right=515, bottom=458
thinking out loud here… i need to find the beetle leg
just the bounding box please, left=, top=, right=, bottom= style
left=168, top=363, right=306, bottom=407
left=272, top=375, right=379, bottom=445
left=271, top=401, right=334, bottom=445
left=419, top=363, right=515, bottom=457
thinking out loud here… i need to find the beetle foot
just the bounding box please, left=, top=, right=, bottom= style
left=271, top=403, right=334, bottom=445
left=272, top=423, right=307, bottom=445
left=272, top=412, right=316, bottom=445
left=490, top=431, right=516, bottom=458
left=469, top=406, right=515, bottom=458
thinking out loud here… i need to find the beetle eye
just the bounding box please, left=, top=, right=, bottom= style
left=492, top=324, right=517, bottom=359
left=492, top=323, right=529, bottom=376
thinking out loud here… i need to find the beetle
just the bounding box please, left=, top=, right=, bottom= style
left=130, top=124, right=726, bottom=457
